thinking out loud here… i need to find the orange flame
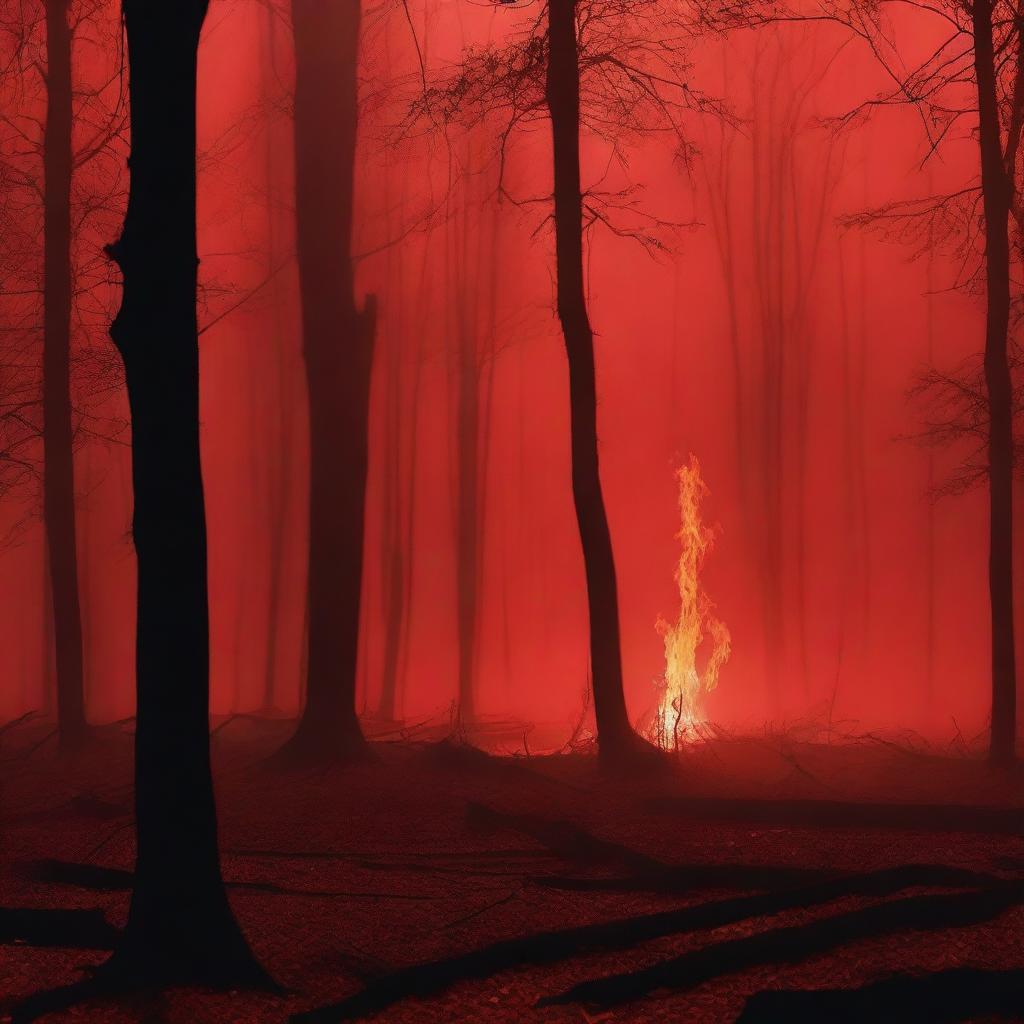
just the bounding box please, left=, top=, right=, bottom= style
left=652, top=456, right=731, bottom=748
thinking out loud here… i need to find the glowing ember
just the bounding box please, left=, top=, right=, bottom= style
left=652, top=456, right=731, bottom=749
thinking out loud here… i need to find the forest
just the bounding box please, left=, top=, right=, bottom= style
left=1, top=0, right=1023, bottom=1020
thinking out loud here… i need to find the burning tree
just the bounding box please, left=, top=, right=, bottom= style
left=408, top=0, right=718, bottom=764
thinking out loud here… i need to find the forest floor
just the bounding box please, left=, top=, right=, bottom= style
left=1, top=715, right=1023, bottom=1023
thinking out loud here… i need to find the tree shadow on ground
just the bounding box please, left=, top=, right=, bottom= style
left=0, top=906, right=116, bottom=949
left=538, top=884, right=1024, bottom=1009
left=647, top=795, right=1024, bottom=836
left=288, top=801, right=1020, bottom=1023
left=738, top=967, right=1024, bottom=1022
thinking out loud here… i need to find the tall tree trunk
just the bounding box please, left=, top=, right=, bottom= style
left=258, top=0, right=296, bottom=714
left=377, top=143, right=407, bottom=725
left=105, top=0, right=265, bottom=981
left=43, top=0, right=87, bottom=749
left=973, top=0, right=1017, bottom=765
left=455, top=217, right=480, bottom=726
left=545, top=0, right=648, bottom=762
left=378, top=249, right=405, bottom=723
left=390, top=242, right=429, bottom=719
left=282, top=0, right=376, bottom=761
left=378, top=538, right=405, bottom=721
left=924, top=166, right=937, bottom=701
left=749, top=44, right=785, bottom=706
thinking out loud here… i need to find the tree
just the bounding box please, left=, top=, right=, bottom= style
left=11, top=4, right=269, bottom=1016
left=103, top=0, right=266, bottom=987
left=278, top=0, right=376, bottom=763
left=257, top=0, right=297, bottom=715
left=760, top=0, right=1021, bottom=762
left=0, top=0, right=128, bottom=749
left=447, top=142, right=501, bottom=728
left=545, top=0, right=638, bottom=760
left=376, top=174, right=428, bottom=726
left=410, top=0, right=707, bottom=762
left=973, top=0, right=1017, bottom=765
left=699, top=27, right=846, bottom=704
left=43, top=0, right=86, bottom=749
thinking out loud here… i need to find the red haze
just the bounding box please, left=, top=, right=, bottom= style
left=0, top=0, right=1014, bottom=749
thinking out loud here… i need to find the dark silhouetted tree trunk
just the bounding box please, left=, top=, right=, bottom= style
left=105, top=0, right=266, bottom=982
left=973, top=0, right=1017, bottom=765
left=545, top=0, right=648, bottom=762
left=43, top=0, right=87, bottom=750
left=282, top=0, right=376, bottom=761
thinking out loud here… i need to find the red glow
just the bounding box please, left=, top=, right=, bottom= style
left=0, top=0, right=1015, bottom=751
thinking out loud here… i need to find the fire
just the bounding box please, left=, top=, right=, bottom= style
left=652, top=456, right=731, bottom=749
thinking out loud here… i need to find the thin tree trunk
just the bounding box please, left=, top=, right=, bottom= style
left=378, top=224, right=406, bottom=723
left=545, top=0, right=648, bottom=762
left=44, top=0, right=87, bottom=749
left=40, top=545, right=55, bottom=717
left=855, top=155, right=872, bottom=663
left=377, top=120, right=407, bottom=725
left=750, top=42, right=784, bottom=704
left=259, top=1, right=289, bottom=713
left=393, top=243, right=429, bottom=714
left=105, top=0, right=265, bottom=980
left=476, top=197, right=502, bottom=695
left=282, top=0, right=376, bottom=761
left=455, top=216, right=481, bottom=725
left=924, top=163, right=937, bottom=701
left=378, top=539, right=405, bottom=721
left=973, top=0, right=1017, bottom=765
left=377, top=318, right=403, bottom=722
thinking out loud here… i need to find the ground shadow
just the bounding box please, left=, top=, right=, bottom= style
left=538, top=883, right=1024, bottom=1009
left=289, top=859, right=1015, bottom=1021
left=738, top=966, right=1024, bottom=1022
left=0, top=906, right=117, bottom=949
left=647, top=796, right=1024, bottom=836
